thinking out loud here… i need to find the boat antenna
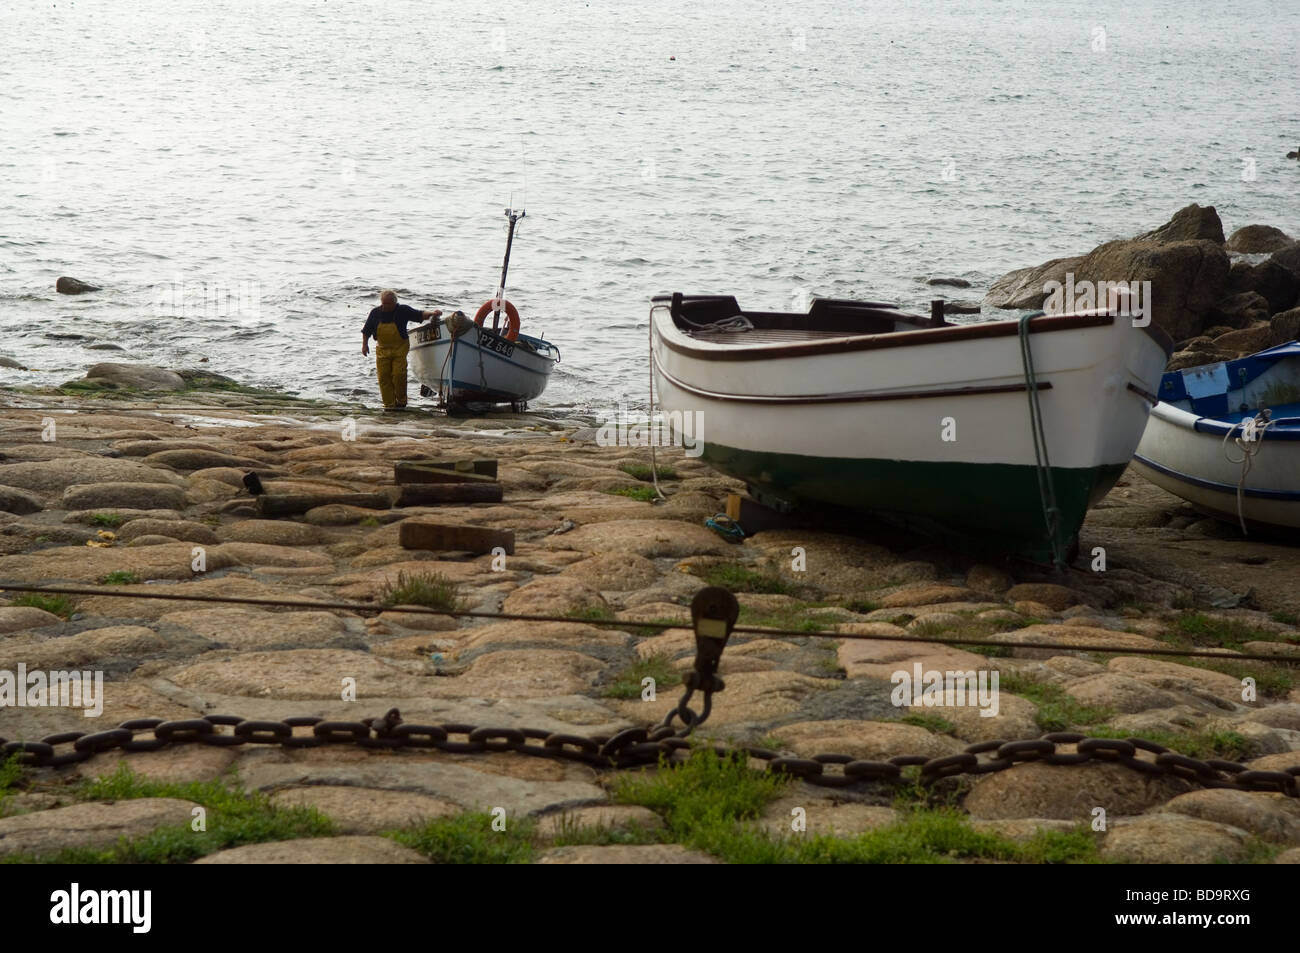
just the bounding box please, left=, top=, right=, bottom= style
left=492, top=205, right=525, bottom=333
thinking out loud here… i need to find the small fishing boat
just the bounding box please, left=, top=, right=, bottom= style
left=1132, top=341, right=1300, bottom=533
left=650, top=293, right=1172, bottom=565
left=409, top=208, right=560, bottom=410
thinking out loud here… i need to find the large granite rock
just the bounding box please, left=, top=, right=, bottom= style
left=56, top=276, right=100, bottom=294
left=1227, top=258, right=1300, bottom=315
left=83, top=363, right=186, bottom=391
left=985, top=207, right=1232, bottom=341
left=1070, top=238, right=1230, bottom=342
left=1137, top=203, right=1225, bottom=244
left=0, top=799, right=199, bottom=857
left=1226, top=224, right=1294, bottom=254
left=984, top=256, right=1083, bottom=310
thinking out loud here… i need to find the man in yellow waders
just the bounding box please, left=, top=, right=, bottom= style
left=361, top=290, right=441, bottom=410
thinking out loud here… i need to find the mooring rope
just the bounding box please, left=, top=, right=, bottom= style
left=0, top=580, right=1295, bottom=663
left=1221, top=409, right=1273, bottom=536
left=1018, top=313, right=1066, bottom=571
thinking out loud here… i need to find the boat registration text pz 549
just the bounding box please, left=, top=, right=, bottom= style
left=414, top=323, right=440, bottom=343
left=481, top=333, right=514, bottom=358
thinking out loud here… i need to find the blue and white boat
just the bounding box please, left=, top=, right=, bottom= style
left=409, top=311, right=559, bottom=410
left=408, top=207, right=560, bottom=410
left=1132, top=342, right=1300, bottom=532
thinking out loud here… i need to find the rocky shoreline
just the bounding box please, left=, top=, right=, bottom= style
left=982, top=204, right=1300, bottom=372
left=0, top=376, right=1297, bottom=864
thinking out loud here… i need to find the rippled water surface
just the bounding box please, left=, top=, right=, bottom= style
left=2, top=0, right=1298, bottom=411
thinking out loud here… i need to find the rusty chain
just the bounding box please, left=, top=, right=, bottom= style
left=4, top=586, right=1298, bottom=796
left=3, top=711, right=1297, bottom=796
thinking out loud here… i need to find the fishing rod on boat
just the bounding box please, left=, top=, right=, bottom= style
left=490, top=206, right=525, bottom=333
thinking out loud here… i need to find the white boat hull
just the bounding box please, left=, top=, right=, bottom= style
left=649, top=297, right=1171, bottom=562
left=409, top=319, right=557, bottom=406
left=1133, top=402, right=1300, bottom=531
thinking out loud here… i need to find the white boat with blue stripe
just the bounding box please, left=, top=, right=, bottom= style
left=1132, top=342, right=1300, bottom=533
left=409, top=312, right=559, bottom=409
left=408, top=205, right=560, bottom=410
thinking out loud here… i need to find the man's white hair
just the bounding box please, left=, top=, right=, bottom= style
left=380, top=289, right=397, bottom=303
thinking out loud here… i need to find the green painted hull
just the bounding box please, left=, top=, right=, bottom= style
left=705, top=443, right=1127, bottom=565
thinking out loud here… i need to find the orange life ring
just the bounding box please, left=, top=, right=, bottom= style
left=473, top=298, right=521, bottom=341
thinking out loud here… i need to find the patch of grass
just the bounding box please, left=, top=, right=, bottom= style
left=385, top=811, right=535, bottom=863
left=100, top=570, right=139, bottom=585
left=548, top=814, right=662, bottom=847
left=358, top=516, right=382, bottom=528
left=604, top=486, right=658, bottom=503
left=1225, top=838, right=1284, bottom=865
left=897, top=713, right=956, bottom=735
left=612, top=748, right=1102, bottom=862
left=1086, top=727, right=1255, bottom=761
left=566, top=604, right=616, bottom=623
left=775, top=811, right=1097, bottom=863
left=1269, top=610, right=1299, bottom=627
left=813, top=648, right=845, bottom=677
left=892, top=614, right=1018, bottom=658
left=201, top=513, right=221, bottom=527
left=9, top=592, right=77, bottom=619
left=1172, top=612, right=1277, bottom=650
left=32, top=535, right=50, bottom=544
left=751, top=734, right=789, bottom=751
left=1177, top=655, right=1296, bottom=699
left=602, top=654, right=682, bottom=699
left=958, top=642, right=1015, bottom=658
left=0, top=753, right=28, bottom=818
left=379, top=570, right=464, bottom=611
left=618, top=462, right=678, bottom=482
left=737, top=603, right=828, bottom=633
left=998, top=673, right=1114, bottom=732
left=690, top=562, right=796, bottom=596
left=2, top=763, right=334, bottom=863
left=843, top=598, right=879, bottom=614
left=613, top=748, right=791, bottom=844
left=89, top=512, right=125, bottom=528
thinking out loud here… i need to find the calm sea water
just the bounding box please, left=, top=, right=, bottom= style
left=2, top=0, right=1298, bottom=412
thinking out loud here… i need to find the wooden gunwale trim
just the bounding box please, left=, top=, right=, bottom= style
left=657, top=311, right=1117, bottom=361
left=652, top=354, right=1052, bottom=405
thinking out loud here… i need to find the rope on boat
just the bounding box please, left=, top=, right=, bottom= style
left=674, top=313, right=755, bottom=334
left=1222, top=408, right=1273, bottom=535
left=1018, top=313, right=1066, bottom=571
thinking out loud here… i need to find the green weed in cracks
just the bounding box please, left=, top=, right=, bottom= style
left=379, top=570, right=464, bottom=611
left=2, top=763, right=333, bottom=863
left=386, top=811, right=535, bottom=863
left=691, top=563, right=796, bottom=596
left=998, top=674, right=1114, bottom=732
left=604, top=486, right=658, bottom=502
left=602, top=654, right=681, bottom=699
left=565, top=604, right=616, bottom=623
left=9, top=593, right=77, bottom=619
left=897, top=713, right=956, bottom=735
